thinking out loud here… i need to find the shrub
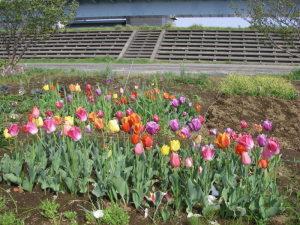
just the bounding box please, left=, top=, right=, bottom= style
left=220, top=75, right=298, bottom=99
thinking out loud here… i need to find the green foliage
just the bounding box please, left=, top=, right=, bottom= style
left=220, top=75, right=298, bottom=99
left=0, top=196, right=7, bottom=211
left=286, top=69, right=300, bottom=81
left=39, top=199, right=60, bottom=219
left=0, top=212, right=24, bottom=225
left=101, top=204, right=130, bottom=225
left=64, top=211, right=77, bottom=224
left=187, top=217, right=208, bottom=225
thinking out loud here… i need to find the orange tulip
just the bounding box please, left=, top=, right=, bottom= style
left=163, top=92, right=171, bottom=99
left=121, top=122, right=131, bottom=133
left=133, top=123, right=143, bottom=134
left=141, top=134, right=153, bottom=149
left=258, top=159, right=268, bottom=169
left=53, top=116, right=63, bottom=125
left=131, top=134, right=140, bottom=145
left=194, top=103, right=202, bottom=113
left=94, top=118, right=104, bottom=129
left=235, top=144, right=246, bottom=155
left=129, top=113, right=141, bottom=126
left=88, top=112, right=97, bottom=122
left=215, top=132, right=231, bottom=149
left=69, top=84, right=76, bottom=92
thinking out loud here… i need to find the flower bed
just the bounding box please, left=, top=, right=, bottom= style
left=1, top=82, right=282, bottom=223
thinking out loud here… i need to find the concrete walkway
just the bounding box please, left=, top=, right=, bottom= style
left=23, top=63, right=299, bottom=75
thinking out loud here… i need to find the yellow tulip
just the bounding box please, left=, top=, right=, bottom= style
left=3, top=128, right=12, bottom=139
left=34, top=117, right=44, bottom=127
left=42, top=84, right=50, bottom=91
left=75, top=83, right=81, bottom=92
left=170, top=140, right=180, bottom=152
left=161, top=145, right=170, bottom=156
left=64, top=116, right=74, bottom=126
left=112, top=93, right=118, bottom=99
left=108, top=119, right=120, bottom=133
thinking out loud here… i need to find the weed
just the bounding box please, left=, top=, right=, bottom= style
left=0, top=212, right=24, bottom=225
left=85, top=212, right=96, bottom=224
left=286, top=69, right=300, bottom=81
left=101, top=204, right=129, bottom=225
left=0, top=196, right=7, bottom=211
left=39, top=199, right=60, bottom=219
left=64, top=210, right=77, bottom=224
left=220, top=75, right=298, bottom=100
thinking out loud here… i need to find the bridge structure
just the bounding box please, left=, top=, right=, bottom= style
left=74, top=0, right=248, bottom=26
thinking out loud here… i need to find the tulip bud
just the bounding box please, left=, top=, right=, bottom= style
left=134, top=143, right=144, bottom=155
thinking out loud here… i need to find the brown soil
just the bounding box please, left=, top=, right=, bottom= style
left=0, top=77, right=299, bottom=225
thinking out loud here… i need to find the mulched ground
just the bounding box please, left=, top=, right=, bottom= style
left=0, top=77, right=299, bottom=225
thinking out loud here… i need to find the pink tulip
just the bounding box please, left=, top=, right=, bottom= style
left=31, top=107, right=40, bottom=119
left=170, top=153, right=181, bottom=168
left=201, top=145, right=215, bottom=161
left=63, top=124, right=72, bottom=136
left=97, top=110, right=104, bottom=118
left=153, top=114, right=159, bottom=123
left=241, top=152, right=251, bottom=165
left=23, top=122, right=38, bottom=135
left=67, top=126, right=82, bottom=141
left=185, top=157, right=193, bottom=168
left=134, top=143, right=144, bottom=155
left=240, top=120, right=248, bottom=129
left=76, top=107, right=88, bottom=122
left=237, top=134, right=254, bottom=150
left=43, top=118, right=56, bottom=134
left=55, top=100, right=64, bottom=109
left=115, top=111, right=123, bottom=121
left=45, top=110, right=54, bottom=118
left=262, top=120, right=272, bottom=131
left=8, top=124, right=19, bottom=137
left=126, top=108, right=133, bottom=116
left=198, top=115, right=205, bottom=124
left=265, top=137, right=280, bottom=155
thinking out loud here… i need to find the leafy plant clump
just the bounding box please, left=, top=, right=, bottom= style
left=220, top=75, right=298, bottom=99
left=102, top=204, right=130, bottom=225
left=0, top=212, right=24, bottom=225
left=39, top=199, right=60, bottom=220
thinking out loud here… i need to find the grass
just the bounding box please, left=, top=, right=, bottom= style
left=285, top=69, right=300, bottom=81
left=220, top=75, right=298, bottom=100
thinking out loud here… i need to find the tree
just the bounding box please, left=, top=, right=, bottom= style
left=0, top=0, right=78, bottom=72
left=240, top=0, right=300, bottom=57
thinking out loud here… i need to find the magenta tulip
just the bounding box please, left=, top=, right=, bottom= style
left=188, top=118, right=202, bottom=132
left=23, top=122, right=38, bottom=135
left=76, top=107, right=88, bottom=122
left=262, top=120, right=272, bottom=131
left=169, top=119, right=180, bottom=131
left=201, top=145, right=215, bottom=161
left=43, top=118, right=56, bottom=134
left=67, top=126, right=82, bottom=141
left=55, top=100, right=64, bottom=109
left=257, top=134, right=267, bottom=147
left=179, top=96, right=186, bottom=104
left=171, top=99, right=180, bottom=108
left=145, top=121, right=160, bottom=135
left=240, top=120, right=248, bottom=129
left=153, top=114, right=159, bottom=123
left=237, top=134, right=254, bottom=150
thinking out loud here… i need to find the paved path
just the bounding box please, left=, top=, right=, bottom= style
left=23, top=63, right=299, bottom=75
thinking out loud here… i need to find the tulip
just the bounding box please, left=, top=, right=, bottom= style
left=235, top=144, right=246, bottom=155
left=258, top=159, right=268, bottom=169
left=185, top=157, right=193, bottom=168
left=215, top=132, right=231, bottom=149
left=64, top=116, right=74, bottom=126
left=180, top=126, right=191, bottom=139
left=171, top=99, right=180, bottom=107
left=188, top=118, right=201, bottom=132
left=265, top=137, right=280, bottom=155
left=43, top=118, right=56, bottom=134
left=95, top=88, right=102, bottom=96
left=112, top=93, right=118, bottom=99
left=120, top=87, right=124, bottom=94
left=8, top=124, right=19, bottom=137
left=237, top=134, right=254, bottom=150
left=262, top=119, right=272, bottom=131
left=67, top=126, right=82, bottom=141
left=193, top=134, right=202, bottom=145
left=85, top=84, right=92, bottom=93
left=141, top=134, right=153, bottom=149
left=168, top=140, right=180, bottom=152
left=76, top=107, right=88, bottom=122
left=201, top=145, right=215, bottom=161
left=31, top=107, right=40, bottom=119
left=134, top=85, right=139, bottom=90
left=169, top=119, right=180, bottom=132
left=126, top=108, right=133, bottom=116
left=45, top=110, right=53, bottom=118
left=240, top=120, right=248, bottom=129
left=198, top=166, right=203, bottom=174
left=3, top=129, right=12, bottom=139
left=108, top=119, right=120, bottom=133
left=254, top=123, right=263, bottom=132
left=97, top=110, right=104, bottom=118
left=241, top=152, right=251, bottom=165
left=42, top=84, right=50, bottom=91
left=198, top=115, right=205, bottom=124
left=63, top=124, right=72, bottom=136
left=170, top=153, right=181, bottom=168
left=75, top=83, right=81, bottom=92
left=35, top=117, right=44, bottom=127
left=105, top=95, right=112, bottom=101
left=179, top=96, right=186, bottom=104
left=115, top=111, right=123, bottom=121
left=134, top=143, right=144, bottom=155
left=146, top=121, right=160, bottom=135
left=257, top=134, right=267, bottom=147
left=131, top=134, right=140, bottom=145
left=153, top=114, right=159, bottom=123
left=94, top=118, right=104, bottom=130
left=209, top=128, right=217, bottom=136
left=161, top=145, right=170, bottom=156
left=66, top=94, right=73, bottom=103
left=182, top=111, right=188, bottom=117
left=23, top=122, right=38, bottom=135
left=55, top=100, right=64, bottom=109
left=85, top=125, right=92, bottom=133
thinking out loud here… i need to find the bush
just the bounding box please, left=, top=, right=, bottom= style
left=220, top=75, right=298, bottom=99
left=102, top=204, right=129, bottom=225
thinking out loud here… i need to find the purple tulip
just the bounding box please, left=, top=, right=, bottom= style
left=179, top=96, right=186, bottom=104
left=95, top=88, right=102, bottom=96
left=145, top=121, right=160, bottom=135
left=85, top=124, right=92, bottom=133
left=171, top=99, right=180, bottom=108
left=188, top=118, right=202, bottom=132
left=105, top=95, right=112, bottom=101
left=209, top=128, right=217, bottom=136
left=262, top=120, right=272, bottom=131
left=180, top=126, right=191, bottom=138
left=257, top=134, right=267, bottom=147
left=66, top=94, right=73, bottom=103
left=169, top=119, right=180, bottom=131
